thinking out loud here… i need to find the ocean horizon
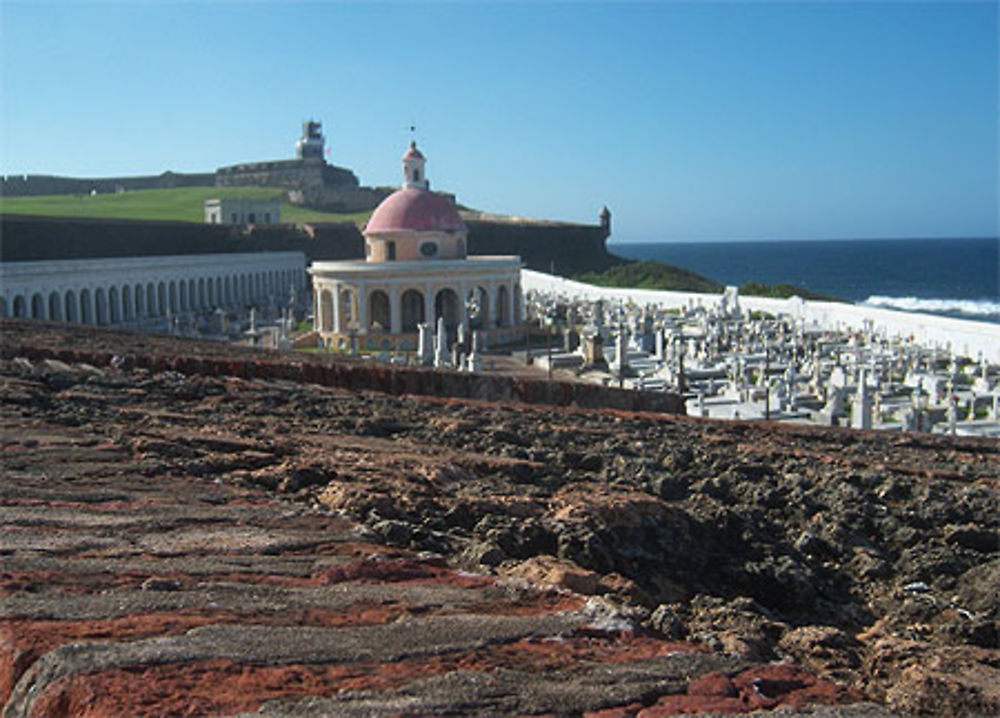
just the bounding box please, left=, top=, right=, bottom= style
left=608, top=237, right=1000, bottom=324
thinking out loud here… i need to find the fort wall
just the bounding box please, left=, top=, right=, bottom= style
left=465, top=219, right=623, bottom=276
left=2, top=216, right=618, bottom=278
left=1, top=171, right=215, bottom=197
left=214, top=158, right=391, bottom=211
left=0, top=216, right=363, bottom=263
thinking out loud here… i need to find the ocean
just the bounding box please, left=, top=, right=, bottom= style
left=608, top=237, right=1000, bottom=324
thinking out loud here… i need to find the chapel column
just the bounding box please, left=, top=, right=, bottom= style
left=458, top=280, right=469, bottom=333
left=505, top=281, right=516, bottom=328
left=389, top=283, right=402, bottom=335
left=484, top=281, right=497, bottom=329
left=315, top=285, right=322, bottom=331
left=357, top=282, right=369, bottom=333
left=332, top=282, right=342, bottom=333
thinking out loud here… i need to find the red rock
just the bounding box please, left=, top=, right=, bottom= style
left=687, top=671, right=737, bottom=697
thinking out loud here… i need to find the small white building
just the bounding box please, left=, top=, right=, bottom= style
left=310, top=142, right=525, bottom=353
left=205, top=198, right=281, bottom=226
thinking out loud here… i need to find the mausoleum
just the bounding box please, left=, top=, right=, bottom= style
left=309, top=142, right=525, bottom=353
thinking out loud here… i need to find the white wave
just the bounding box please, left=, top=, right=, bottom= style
left=863, top=295, right=1000, bottom=317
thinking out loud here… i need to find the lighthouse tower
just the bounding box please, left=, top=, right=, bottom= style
left=296, top=121, right=325, bottom=161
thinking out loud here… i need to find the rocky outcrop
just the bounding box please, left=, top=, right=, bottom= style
left=0, top=321, right=686, bottom=415
left=1, top=321, right=996, bottom=716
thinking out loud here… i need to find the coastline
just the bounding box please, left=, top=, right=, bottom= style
left=523, top=269, right=1000, bottom=363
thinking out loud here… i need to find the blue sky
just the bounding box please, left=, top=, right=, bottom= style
left=1, top=0, right=997, bottom=242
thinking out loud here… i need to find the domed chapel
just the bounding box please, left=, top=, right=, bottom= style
left=309, top=142, right=525, bottom=353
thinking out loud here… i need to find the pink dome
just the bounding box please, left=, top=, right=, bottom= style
left=364, top=188, right=465, bottom=234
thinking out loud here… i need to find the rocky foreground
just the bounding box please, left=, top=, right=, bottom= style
left=1, top=322, right=997, bottom=716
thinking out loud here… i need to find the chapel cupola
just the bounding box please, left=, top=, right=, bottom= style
left=403, top=141, right=429, bottom=190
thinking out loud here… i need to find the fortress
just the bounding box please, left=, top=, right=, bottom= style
left=214, top=121, right=393, bottom=211
left=4, top=122, right=407, bottom=213
left=2, top=122, right=620, bottom=278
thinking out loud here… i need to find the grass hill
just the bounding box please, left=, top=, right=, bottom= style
left=0, top=186, right=371, bottom=227
left=577, top=260, right=723, bottom=293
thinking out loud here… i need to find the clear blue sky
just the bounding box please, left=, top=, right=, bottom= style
left=2, top=1, right=997, bottom=242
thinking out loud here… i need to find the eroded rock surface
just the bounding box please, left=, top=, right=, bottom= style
left=1, top=321, right=996, bottom=716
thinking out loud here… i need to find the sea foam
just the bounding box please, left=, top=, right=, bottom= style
left=863, top=295, right=1000, bottom=319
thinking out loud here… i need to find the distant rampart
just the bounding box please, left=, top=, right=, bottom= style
left=465, top=218, right=623, bottom=276
left=1, top=171, right=215, bottom=197
left=215, top=158, right=357, bottom=191
left=0, top=216, right=363, bottom=263
left=1, top=215, right=621, bottom=277
left=215, top=158, right=391, bottom=211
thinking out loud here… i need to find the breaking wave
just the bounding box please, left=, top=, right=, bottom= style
left=862, top=295, right=1000, bottom=320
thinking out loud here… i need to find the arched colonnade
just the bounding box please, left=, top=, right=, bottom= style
left=0, top=252, right=307, bottom=326
left=315, top=281, right=522, bottom=335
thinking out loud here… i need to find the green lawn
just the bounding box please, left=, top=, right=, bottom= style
left=0, top=186, right=371, bottom=227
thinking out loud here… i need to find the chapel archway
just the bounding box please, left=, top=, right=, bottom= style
left=369, top=290, right=390, bottom=331
left=320, top=289, right=334, bottom=332
left=401, top=289, right=424, bottom=332
left=435, top=288, right=460, bottom=330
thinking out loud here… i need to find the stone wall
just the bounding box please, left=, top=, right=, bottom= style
left=215, top=159, right=390, bottom=211
left=2, top=216, right=621, bottom=278
left=465, top=219, right=624, bottom=276
left=1, top=171, right=215, bottom=197
left=0, top=216, right=363, bottom=263
left=215, top=159, right=357, bottom=191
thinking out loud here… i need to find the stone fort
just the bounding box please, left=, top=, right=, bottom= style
left=2, top=122, right=619, bottom=277
left=214, top=121, right=393, bottom=212
left=2, top=122, right=433, bottom=214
